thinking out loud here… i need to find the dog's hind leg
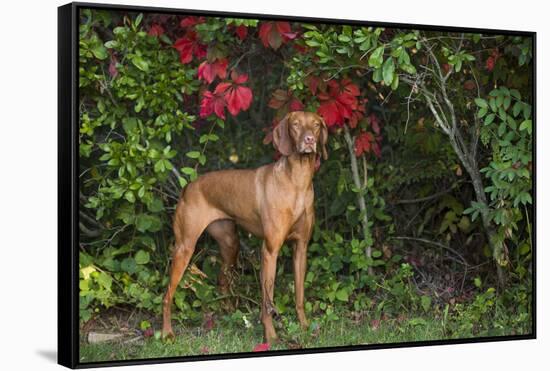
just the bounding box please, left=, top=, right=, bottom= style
left=161, top=200, right=218, bottom=340
left=206, top=220, right=240, bottom=311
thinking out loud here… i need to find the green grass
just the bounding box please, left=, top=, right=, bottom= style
left=79, top=311, right=526, bottom=364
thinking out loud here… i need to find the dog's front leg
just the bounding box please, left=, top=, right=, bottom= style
left=260, top=239, right=282, bottom=344
left=293, top=239, right=309, bottom=330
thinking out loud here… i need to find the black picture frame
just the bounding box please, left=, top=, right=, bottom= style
left=58, top=2, right=536, bottom=368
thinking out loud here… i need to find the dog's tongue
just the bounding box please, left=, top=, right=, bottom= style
left=314, top=155, right=321, bottom=172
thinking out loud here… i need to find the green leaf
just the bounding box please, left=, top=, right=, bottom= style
left=519, top=119, right=532, bottom=135
left=97, top=272, right=112, bottom=290
left=474, top=98, right=488, bottom=109
left=337, top=34, right=351, bottom=42
left=104, top=40, right=119, bottom=49
left=178, top=176, right=188, bottom=188
left=335, top=289, right=349, bottom=302
left=382, top=57, right=395, bottom=86
left=368, top=46, right=384, bottom=69
left=477, top=107, right=487, bottom=118
left=421, top=295, right=431, bottom=312
left=474, top=277, right=482, bottom=288
left=124, top=191, right=135, bottom=203
left=503, top=96, right=511, bottom=110
left=186, top=151, right=201, bottom=159
left=131, top=56, right=149, bottom=72
left=135, top=250, right=150, bottom=265
left=484, top=113, right=496, bottom=126
left=121, top=257, right=137, bottom=274
left=91, top=44, right=108, bottom=60
left=140, top=320, right=151, bottom=331
left=135, top=13, right=143, bottom=28
left=372, top=250, right=382, bottom=258
left=513, top=102, right=522, bottom=117
left=154, top=160, right=165, bottom=173
left=391, top=74, right=399, bottom=90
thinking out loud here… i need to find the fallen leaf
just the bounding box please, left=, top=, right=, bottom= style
left=253, top=343, right=270, bottom=352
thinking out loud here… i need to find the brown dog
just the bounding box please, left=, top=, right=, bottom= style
left=161, top=111, right=328, bottom=343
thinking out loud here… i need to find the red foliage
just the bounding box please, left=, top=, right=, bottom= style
left=463, top=80, right=476, bottom=90
left=180, top=16, right=205, bottom=28
left=200, top=90, right=227, bottom=119
left=268, top=89, right=304, bottom=113
left=369, top=113, right=381, bottom=135
left=316, top=79, right=361, bottom=127
left=198, top=58, right=228, bottom=84
left=148, top=23, right=165, bottom=37
left=234, top=25, right=248, bottom=40
left=219, top=71, right=254, bottom=116
left=355, top=131, right=373, bottom=156
left=174, top=30, right=207, bottom=64
left=486, top=48, right=500, bottom=72
left=252, top=343, right=270, bottom=352
left=200, top=71, right=253, bottom=119
left=108, top=53, right=118, bottom=78
left=306, top=75, right=326, bottom=96
left=258, top=21, right=297, bottom=50
left=486, top=57, right=495, bottom=72
left=354, top=114, right=382, bottom=157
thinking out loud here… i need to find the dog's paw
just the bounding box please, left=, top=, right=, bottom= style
left=161, top=329, right=175, bottom=342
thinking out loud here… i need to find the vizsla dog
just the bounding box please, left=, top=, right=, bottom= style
left=161, top=111, right=328, bottom=343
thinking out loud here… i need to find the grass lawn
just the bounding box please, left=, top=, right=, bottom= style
left=78, top=310, right=521, bottom=364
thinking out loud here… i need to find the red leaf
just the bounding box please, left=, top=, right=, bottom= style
left=268, top=89, right=304, bottom=112
left=293, top=43, right=308, bottom=54
left=253, top=343, right=270, bottom=352
left=200, top=91, right=226, bottom=119
left=214, top=82, right=232, bottom=95
left=225, top=85, right=253, bottom=116
left=148, top=23, right=164, bottom=37
left=369, top=113, right=381, bottom=135
left=316, top=79, right=361, bottom=127
left=202, top=72, right=253, bottom=118
left=235, top=25, right=248, bottom=40
left=259, top=21, right=295, bottom=50
left=306, top=75, right=321, bottom=95
left=354, top=131, right=374, bottom=157
left=289, top=98, right=305, bottom=111
left=108, top=54, right=118, bottom=78
left=198, top=59, right=228, bottom=84
left=202, top=313, right=215, bottom=332
left=318, top=100, right=341, bottom=127
left=231, top=70, right=249, bottom=84
left=486, top=56, right=495, bottom=72
left=174, top=31, right=206, bottom=64
left=463, top=80, right=476, bottom=90
left=180, top=16, right=205, bottom=28
left=370, top=319, right=380, bottom=330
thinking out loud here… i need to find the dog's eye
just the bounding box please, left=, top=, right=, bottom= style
left=292, top=122, right=299, bottom=127
left=314, top=122, right=320, bottom=128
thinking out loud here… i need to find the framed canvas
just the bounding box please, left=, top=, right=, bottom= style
left=58, top=2, right=536, bottom=368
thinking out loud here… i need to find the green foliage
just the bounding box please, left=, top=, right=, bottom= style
left=470, top=87, right=532, bottom=266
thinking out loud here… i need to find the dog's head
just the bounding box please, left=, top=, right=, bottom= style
left=272, top=111, right=328, bottom=160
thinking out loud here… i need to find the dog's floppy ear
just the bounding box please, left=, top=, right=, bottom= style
left=319, top=116, right=329, bottom=160
left=273, top=113, right=293, bottom=156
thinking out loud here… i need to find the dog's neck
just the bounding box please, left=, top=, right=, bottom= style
left=277, top=152, right=316, bottom=189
